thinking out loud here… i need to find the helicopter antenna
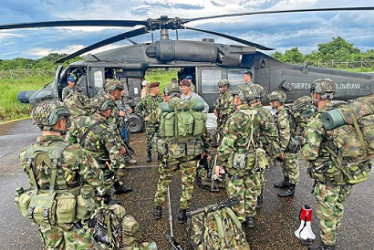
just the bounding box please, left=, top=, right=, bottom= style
left=151, top=32, right=154, bottom=43
left=176, top=30, right=179, bottom=40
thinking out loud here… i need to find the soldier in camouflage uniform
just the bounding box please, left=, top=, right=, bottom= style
left=215, top=85, right=278, bottom=228
left=63, top=89, right=91, bottom=127
left=243, top=70, right=254, bottom=86
left=153, top=83, right=210, bottom=223
left=291, top=96, right=315, bottom=138
left=67, top=98, right=132, bottom=198
left=213, top=79, right=234, bottom=145
left=135, top=81, right=163, bottom=162
left=301, top=79, right=365, bottom=250
left=18, top=100, right=106, bottom=249
left=268, top=90, right=300, bottom=197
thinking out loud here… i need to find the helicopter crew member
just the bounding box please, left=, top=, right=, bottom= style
left=180, top=79, right=209, bottom=113
left=215, top=85, right=278, bottom=228
left=213, top=79, right=234, bottom=144
left=268, top=90, right=299, bottom=197
left=243, top=71, right=254, bottom=86
left=17, top=100, right=106, bottom=249
left=61, top=76, right=76, bottom=101
left=135, top=81, right=163, bottom=162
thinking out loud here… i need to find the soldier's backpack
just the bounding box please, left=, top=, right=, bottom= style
left=156, top=98, right=207, bottom=158
left=14, top=141, right=97, bottom=227
left=321, top=95, right=374, bottom=184
left=92, top=204, right=157, bottom=250
left=186, top=198, right=250, bottom=250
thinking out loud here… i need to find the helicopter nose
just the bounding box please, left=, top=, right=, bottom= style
left=17, top=90, right=36, bottom=103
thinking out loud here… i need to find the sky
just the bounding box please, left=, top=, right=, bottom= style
left=1, top=0, right=374, bottom=59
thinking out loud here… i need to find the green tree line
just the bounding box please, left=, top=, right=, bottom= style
left=271, top=37, right=374, bottom=66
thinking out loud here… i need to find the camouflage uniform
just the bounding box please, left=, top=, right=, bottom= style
left=218, top=86, right=278, bottom=224
left=64, top=91, right=90, bottom=127
left=67, top=112, right=125, bottom=192
left=301, top=79, right=351, bottom=248
left=213, top=79, right=234, bottom=143
left=135, top=93, right=163, bottom=152
left=154, top=83, right=210, bottom=222
left=18, top=100, right=105, bottom=249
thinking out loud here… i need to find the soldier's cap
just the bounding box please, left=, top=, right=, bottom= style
left=67, top=76, right=76, bottom=82
left=185, top=75, right=193, bottom=80
left=149, top=81, right=160, bottom=88
left=180, top=79, right=191, bottom=87
left=105, top=79, right=124, bottom=91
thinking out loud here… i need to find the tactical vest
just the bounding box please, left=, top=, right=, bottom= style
left=279, top=107, right=301, bottom=153
left=156, top=98, right=206, bottom=159
left=14, top=141, right=96, bottom=227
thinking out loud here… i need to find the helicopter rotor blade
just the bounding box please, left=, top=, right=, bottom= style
left=0, top=20, right=148, bottom=30
left=55, top=27, right=148, bottom=63
left=184, top=26, right=273, bottom=50
left=183, top=6, right=374, bottom=23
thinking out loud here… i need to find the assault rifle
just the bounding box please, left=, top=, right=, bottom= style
left=164, top=186, right=184, bottom=250
left=186, top=197, right=240, bottom=217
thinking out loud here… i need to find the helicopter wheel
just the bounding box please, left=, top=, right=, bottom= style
left=127, top=113, right=144, bottom=133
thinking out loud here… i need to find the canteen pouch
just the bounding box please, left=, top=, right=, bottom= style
left=28, top=192, right=57, bottom=226
left=342, top=161, right=371, bottom=185
left=76, top=185, right=96, bottom=220
left=156, top=138, right=168, bottom=156
left=15, top=190, right=33, bottom=218
left=228, top=150, right=255, bottom=171
left=55, top=192, right=76, bottom=224
left=162, top=113, right=175, bottom=137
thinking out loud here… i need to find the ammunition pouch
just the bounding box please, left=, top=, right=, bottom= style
left=228, top=149, right=255, bottom=172
left=156, top=138, right=203, bottom=159
left=341, top=161, right=372, bottom=185
left=308, top=162, right=346, bottom=185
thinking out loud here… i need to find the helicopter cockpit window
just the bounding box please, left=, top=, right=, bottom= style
left=228, top=69, right=250, bottom=89
left=201, top=69, right=221, bottom=93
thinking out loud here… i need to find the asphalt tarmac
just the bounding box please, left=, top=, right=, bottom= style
left=1, top=119, right=373, bottom=250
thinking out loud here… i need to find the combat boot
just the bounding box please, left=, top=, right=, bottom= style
left=147, top=150, right=152, bottom=162
left=113, top=182, right=133, bottom=194
left=178, top=209, right=187, bottom=224
left=308, top=243, right=335, bottom=250
left=154, top=205, right=163, bottom=220
left=274, top=177, right=290, bottom=188
left=243, top=216, right=255, bottom=228
left=277, top=184, right=295, bottom=197
left=124, top=155, right=137, bottom=165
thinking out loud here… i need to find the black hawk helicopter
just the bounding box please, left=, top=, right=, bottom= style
left=2, top=6, right=374, bottom=132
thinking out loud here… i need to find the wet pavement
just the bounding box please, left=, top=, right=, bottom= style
left=0, top=120, right=373, bottom=249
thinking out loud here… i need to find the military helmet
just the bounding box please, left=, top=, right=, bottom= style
left=311, top=78, right=336, bottom=94
left=217, top=79, right=230, bottom=87
left=292, top=96, right=312, bottom=112
left=31, top=100, right=70, bottom=128
left=105, top=79, right=124, bottom=92
left=233, top=85, right=256, bottom=103
left=248, top=84, right=264, bottom=100
left=267, top=90, right=287, bottom=103
left=92, top=98, right=116, bottom=112
left=165, top=82, right=181, bottom=95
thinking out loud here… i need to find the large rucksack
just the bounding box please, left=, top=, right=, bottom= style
left=14, top=141, right=97, bottom=227
left=155, top=98, right=207, bottom=158
left=92, top=204, right=157, bottom=250
left=186, top=198, right=250, bottom=250
left=321, top=95, right=374, bottom=184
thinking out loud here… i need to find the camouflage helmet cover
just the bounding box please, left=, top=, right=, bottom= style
left=217, top=79, right=230, bottom=87
left=165, top=82, right=181, bottom=95
left=311, top=78, right=336, bottom=94
left=105, top=79, right=124, bottom=92
left=292, top=96, right=312, bottom=112
left=250, top=84, right=265, bottom=99
left=31, top=100, right=70, bottom=127
left=91, top=98, right=116, bottom=112
left=267, top=90, right=287, bottom=103
left=233, top=85, right=256, bottom=102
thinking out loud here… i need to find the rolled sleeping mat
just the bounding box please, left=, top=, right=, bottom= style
left=321, top=109, right=346, bottom=130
